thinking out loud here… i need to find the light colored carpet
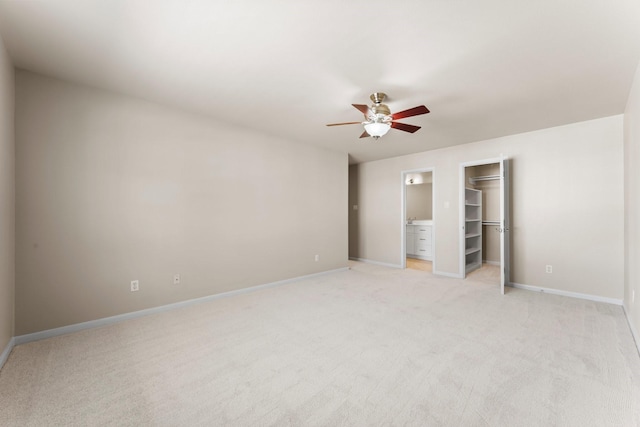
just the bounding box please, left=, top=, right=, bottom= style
left=1, top=261, right=639, bottom=426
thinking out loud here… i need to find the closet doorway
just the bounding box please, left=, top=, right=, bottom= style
left=459, top=157, right=510, bottom=293
left=402, top=169, right=435, bottom=272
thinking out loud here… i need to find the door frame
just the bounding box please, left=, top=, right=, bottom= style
left=401, top=167, right=436, bottom=270
left=458, top=157, right=502, bottom=279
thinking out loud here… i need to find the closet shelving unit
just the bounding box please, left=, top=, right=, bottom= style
left=469, top=174, right=500, bottom=185
left=464, top=187, right=482, bottom=273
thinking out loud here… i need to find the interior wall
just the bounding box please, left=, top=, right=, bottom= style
left=624, top=61, right=640, bottom=346
left=0, top=31, right=15, bottom=352
left=349, top=115, right=624, bottom=300
left=15, top=71, right=348, bottom=336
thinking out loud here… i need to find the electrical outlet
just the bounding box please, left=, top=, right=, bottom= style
left=173, top=274, right=180, bottom=285
left=130, top=280, right=139, bottom=292
left=545, top=265, right=552, bottom=274
left=315, top=254, right=319, bottom=262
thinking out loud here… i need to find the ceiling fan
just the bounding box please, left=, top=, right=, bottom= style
left=326, top=93, right=430, bottom=140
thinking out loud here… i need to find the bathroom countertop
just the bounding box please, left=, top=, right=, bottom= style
left=406, top=220, right=433, bottom=226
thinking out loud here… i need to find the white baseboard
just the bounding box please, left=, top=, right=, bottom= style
left=349, top=257, right=402, bottom=269
left=0, top=337, right=15, bottom=371
left=483, top=260, right=500, bottom=266
left=351, top=257, right=460, bottom=277
left=433, top=270, right=463, bottom=279
left=622, top=304, right=640, bottom=355
left=509, top=282, right=623, bottom=306
left=14, top=267, right=349, bottom=346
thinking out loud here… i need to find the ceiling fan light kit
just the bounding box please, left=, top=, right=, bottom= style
left=363, top=122, right=391, bottom=139
left=326, top=92, right=429, bottom=140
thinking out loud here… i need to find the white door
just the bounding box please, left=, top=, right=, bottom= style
left=500, top=157, right=510, bottom=294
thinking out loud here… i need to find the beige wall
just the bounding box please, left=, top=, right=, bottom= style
left=15, top=71, right=348, bottom=335
left=624, top=61, right=640, bottom=346
left=350, top=116, right=624, bottom=300
left=0, top=31, right=15, bottom=351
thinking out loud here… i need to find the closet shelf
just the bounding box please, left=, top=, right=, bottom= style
left=469, top=175, right=500, bottom=185
left=464, top=187, right=482, bottom=275
left=465, top=261, right=482, bottom=273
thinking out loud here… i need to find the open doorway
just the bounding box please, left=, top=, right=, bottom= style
left=402, top=169, right=435, bottom=272
left=459, top=157, right=510, bottom=293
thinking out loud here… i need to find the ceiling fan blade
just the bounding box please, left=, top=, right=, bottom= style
left=359, top=130, right=370, bottom=138
left=391, top=105, right=430, bottom=120
left=352, top=104, right=370, bottom=115
left=391, top=122, right=421, bottom=133
left=326, top=122, right=362, bottom=126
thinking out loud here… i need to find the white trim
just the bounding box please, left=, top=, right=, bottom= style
left=401, top=172, right=406, bottom=269
left=349, top=257, right=402, bottom=269
left=509, top=282, right=623, bottom=306
left=15, top=267, right=349, bottom=346
left=483, top=260, right=500, bottom=266
left=623, top=305, right=640, bottom=355
left=0, top=337, right=15, bottom=371
left=433, top=270, right=463, bottom=279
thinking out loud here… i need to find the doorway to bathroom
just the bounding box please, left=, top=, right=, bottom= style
left=402, top=169, right=435, bottom=272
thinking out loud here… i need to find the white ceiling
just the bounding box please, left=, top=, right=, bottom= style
left=1, top=0, right=639, bottom=164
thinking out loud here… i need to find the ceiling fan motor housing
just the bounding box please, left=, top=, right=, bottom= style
left=368, top=93, right=390, bottom=120
left=370, top=104, right=390, bottom=117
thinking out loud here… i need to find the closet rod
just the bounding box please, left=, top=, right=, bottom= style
left=469, top=175, right=500, bottom=184
left=482, top=220, right=500, bottom=226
